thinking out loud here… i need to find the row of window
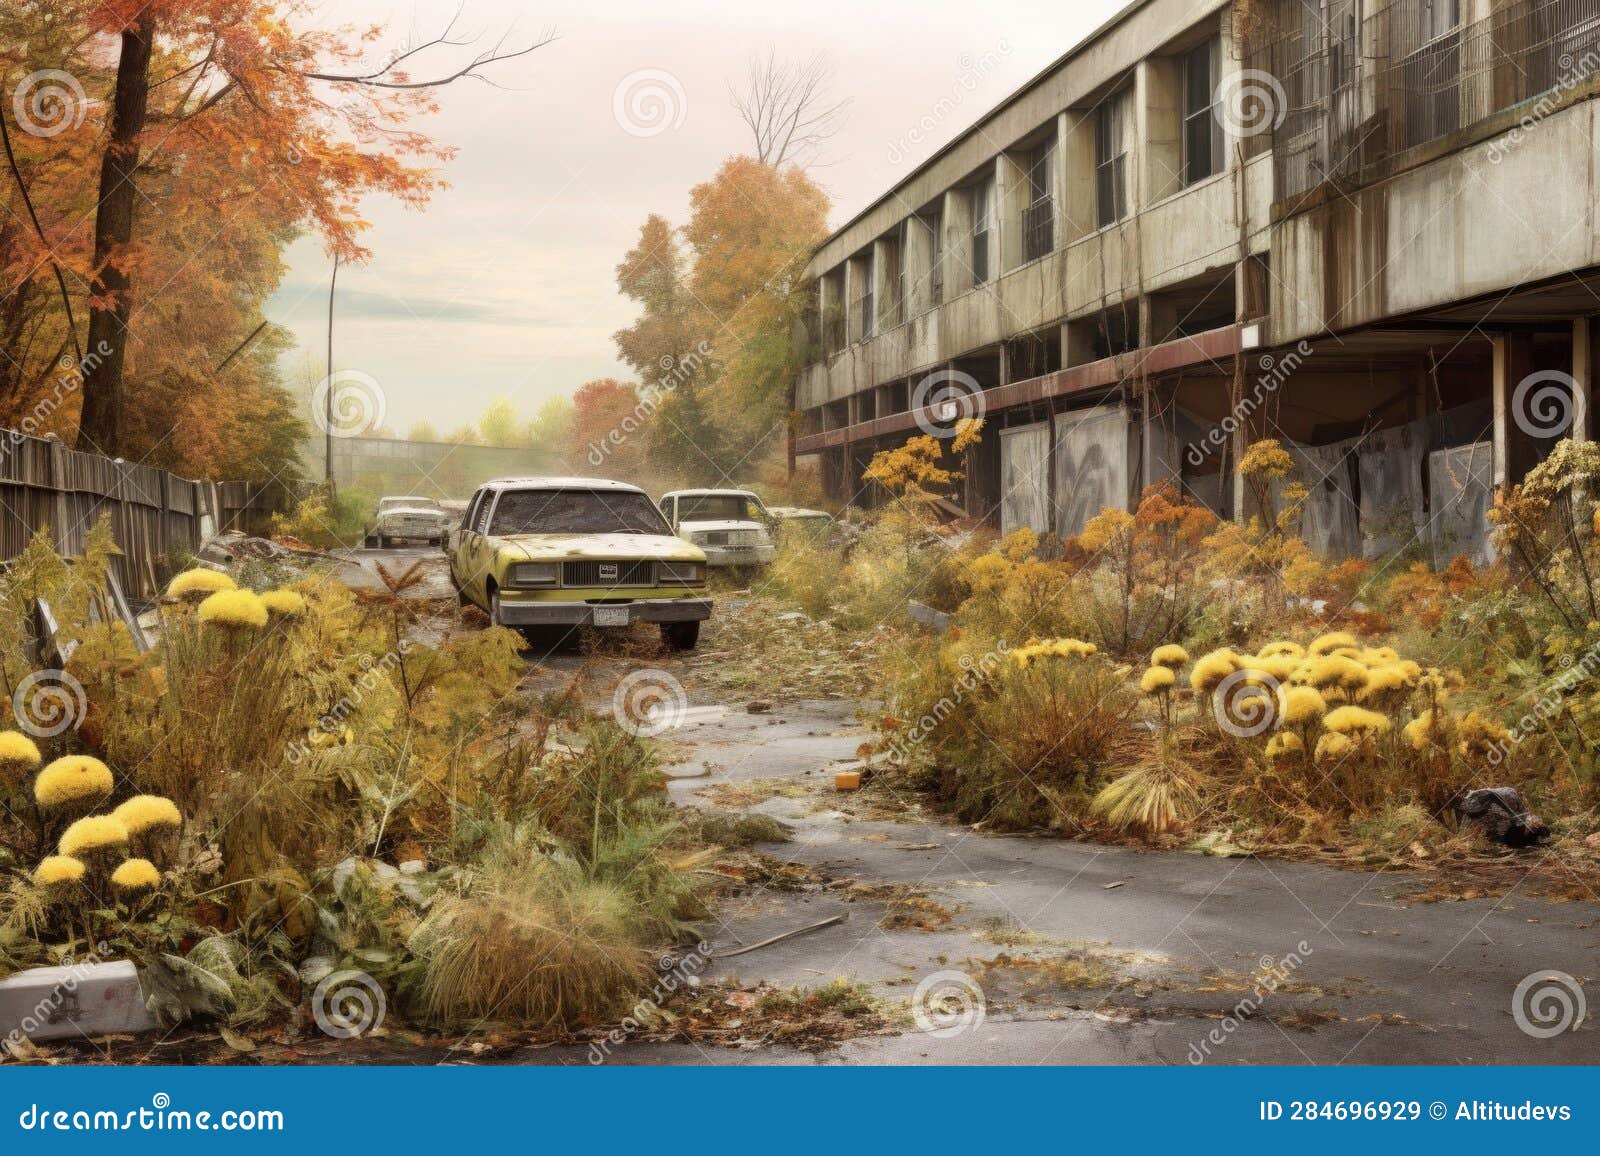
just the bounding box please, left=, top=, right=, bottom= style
left=829, top=35, right=1226, bottom=349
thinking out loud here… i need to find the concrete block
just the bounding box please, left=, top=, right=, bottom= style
left=0, top=959, right=157, bottom=1043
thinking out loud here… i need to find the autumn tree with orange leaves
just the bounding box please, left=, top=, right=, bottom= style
left=1065, top=484, right=1220, bottom=656
left=613, top=156, right=828, bottom=485
left=0, top=0, right=546, bottom=477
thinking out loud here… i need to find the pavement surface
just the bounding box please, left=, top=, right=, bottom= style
left=329, top=547, right=1600, bottom=1067
left=532, top=700, right=1599, bottom=1066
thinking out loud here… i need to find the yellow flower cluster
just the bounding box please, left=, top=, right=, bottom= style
left=1010, top=638, right=1098, bottom=667
left=113, top=795, right=182, bottom=835
left=166, top=569, right=235, bottom=600
left=1140, top=665, right=1176, bottom=694
left=111, top=858, right=161, bottom=891
left=33, top=855, right=85, bottom=885
left=34, top=755, right=114, bottom=808
left=260, top=589, right=307, bottom=618
left=198, top=588, right=269, bottom=629
left=59, top=814, right=129, bottom=857
left=1190, top=650, right=1242, bottom=693
left=1150, top=644, right=1189, bottom=668
left=0, top=730, right=42, bottom=770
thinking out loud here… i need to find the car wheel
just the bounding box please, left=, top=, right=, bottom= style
left=661, top=621, right=700, bottom=652
left=364, top=535, right=377, bottom=549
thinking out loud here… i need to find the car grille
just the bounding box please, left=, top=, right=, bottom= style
left=562, top=560, right=654, bottom=587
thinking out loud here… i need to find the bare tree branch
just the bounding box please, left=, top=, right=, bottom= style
left=299, top=7, right=558, bottom=91
left=729, top=48, right=849, bottom=169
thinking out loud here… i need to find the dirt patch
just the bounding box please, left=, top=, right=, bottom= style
left=652, top=979, right=893, bottom=1052
left=695, top=778, right=811, bottom=809
left=840, top=882, right=958, bottom=931
left=680, top=597, right=892, bottom=702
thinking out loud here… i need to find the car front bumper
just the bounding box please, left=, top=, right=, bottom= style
left=700, top=544, right=776, bottom=567
left=493, top=597, right=713, bottom=627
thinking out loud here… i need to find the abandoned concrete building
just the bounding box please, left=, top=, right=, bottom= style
left=794, top=0, right=1600, bottom=563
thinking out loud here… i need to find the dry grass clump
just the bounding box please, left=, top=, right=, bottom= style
left=410, top=850, right=654, bottom=1029
left=1092, top=756, right=1204, bottom=835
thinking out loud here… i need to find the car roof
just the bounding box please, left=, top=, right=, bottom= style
left=662, top=488, right=762, bottom=500
left=476, top=476, right=647, bottom=495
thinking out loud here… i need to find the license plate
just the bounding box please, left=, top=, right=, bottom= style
left=593, top=606, right=630, bottom=627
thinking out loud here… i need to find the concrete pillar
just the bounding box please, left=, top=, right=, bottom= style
left=1492, top=334, right=1509, bottom=490
left=1573, top=317, right=1592, bottom=446
left=842, top=256, right=860, bottom=344
left=942, top=188, right=974, bottom=297
left=1137, top=57, right=1181, bottom=208
left=871, top=237, right=897, bottom=333
left=1492, top=332, right=1535, bottom=489
left=996, top=153, right=1028, bottom=274
left=903, top=216, right=935, bottom=318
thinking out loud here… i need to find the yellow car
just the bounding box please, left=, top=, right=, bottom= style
left=447, top=477, right=712, bottom=650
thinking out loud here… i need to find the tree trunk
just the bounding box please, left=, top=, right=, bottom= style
left=77, top=9, right=156, bottom=456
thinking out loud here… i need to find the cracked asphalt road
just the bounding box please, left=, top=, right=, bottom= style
left=525, top=699, right=1598, bottom=1066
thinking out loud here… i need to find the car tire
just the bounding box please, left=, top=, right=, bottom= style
left=364, top=535, right=377, bottom=549
left=661, top=621, right=700, bottom=652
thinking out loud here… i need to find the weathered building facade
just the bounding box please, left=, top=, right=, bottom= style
left=795, top=0, right=1600, bottom=563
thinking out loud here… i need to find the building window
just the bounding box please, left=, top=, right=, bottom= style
left=1419, top=0, right=1458, bottom=42
left=1181, top=39, right=1223, bottom=185
left=927, top=212, right=944, bottom=305
left=971, top=178, right=992, bottom=285
left=1095, top=96, right=1128, bottom=228
left=1023, top=139, right=1055, bottom=261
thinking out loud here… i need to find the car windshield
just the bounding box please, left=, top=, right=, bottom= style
left=489, top=489, right=668, bottom=536
left=380, top=497, right=440, bottom=513
left=678, top=494, right=763, bottom=521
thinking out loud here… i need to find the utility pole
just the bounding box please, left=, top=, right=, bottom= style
left=325, top=254, right=339, bottom=488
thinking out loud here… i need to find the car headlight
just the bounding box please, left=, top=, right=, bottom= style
left=658, top=562, right=705, bottom=585
left=508, top=562, right=559, bottom=587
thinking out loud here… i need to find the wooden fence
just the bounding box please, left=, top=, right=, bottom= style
left=0, top=429, right=284, bottom=601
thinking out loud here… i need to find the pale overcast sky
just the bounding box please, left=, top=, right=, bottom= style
left=268, top=0, right=1126, bottom=432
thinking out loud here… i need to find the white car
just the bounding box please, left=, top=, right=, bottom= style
left=365, top=496, right=451, bottom=549
left=658, top=488, right=777, bottom=570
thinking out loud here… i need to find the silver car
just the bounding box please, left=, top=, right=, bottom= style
left=365, top=496, right=451, bottom=549
left=658, top=489, right=777, bottom=570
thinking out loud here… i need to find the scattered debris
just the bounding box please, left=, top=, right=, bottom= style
left=834, top=770, right=862, bottom=791
left=906, top=600, right=951, bottom=631
left=1103, top=880, right=1126, bottom=890
left=1455, top=787, right=1549, bottom=847
left=745, top=699, right=773, bottom=714
left=709, top=914, right=847, bottom=958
